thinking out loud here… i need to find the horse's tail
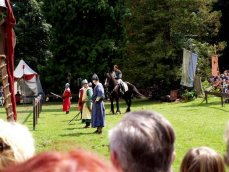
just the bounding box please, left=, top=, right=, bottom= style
left=127, top=82, right=145, bottom=99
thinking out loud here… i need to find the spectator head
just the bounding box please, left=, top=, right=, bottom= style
left=180, top=146, right=225, bottom=172
left=3, top=149, right=120, bottom=172
left=109, top=110, right=175, bottom=172
left=0, top=120, right=35, bottom=171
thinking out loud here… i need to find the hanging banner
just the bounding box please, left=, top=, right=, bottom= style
left=212, top=55, right=219, bottom=76
left=180, top=49, right=198, bottom=87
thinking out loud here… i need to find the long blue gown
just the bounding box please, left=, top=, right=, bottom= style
left=91, top=83, right=105, bottom=128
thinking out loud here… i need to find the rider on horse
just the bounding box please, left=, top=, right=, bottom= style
left=112, top=65, right=126, bottom=94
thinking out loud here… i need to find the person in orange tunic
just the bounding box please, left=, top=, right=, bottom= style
left=62, top=83, right=71, bottom=114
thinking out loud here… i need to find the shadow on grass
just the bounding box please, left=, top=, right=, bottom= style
left=67, top=122, right=81, bottom=125
left=62, top=118, right=82, bottom=123
left=22, top=112, right=32, bottom=124
left=105, top=99, right=153, bottom=108
left=41, top=109, right=62, bottom=113
left=64, top=127, right=86, bottom=130
left=181, top=101, right=227, bottom=107
left=59, top=132, right=95, bottom=137
left=180, top=101, right=229, bottom=113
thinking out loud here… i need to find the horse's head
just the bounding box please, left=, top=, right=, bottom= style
left=104, top=73, right=111, bottom=88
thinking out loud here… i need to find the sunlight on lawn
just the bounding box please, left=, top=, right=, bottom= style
left=0, top=97, right=229, bottom=171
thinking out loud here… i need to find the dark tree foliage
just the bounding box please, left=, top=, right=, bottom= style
left=214, top=0, right=229, bottom=71
left=122, top=0, right=220, bottom=97
left=42, top=0, right=129, bottom=93
left=11, top=0, right=51, bottom=72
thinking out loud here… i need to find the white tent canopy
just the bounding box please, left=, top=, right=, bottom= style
left=14, top=59, right=37, bottom=79
left=14, top=60, right=44, bottom=103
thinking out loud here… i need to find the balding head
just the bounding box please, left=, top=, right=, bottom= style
left=109, top=110, right=175, bottom=172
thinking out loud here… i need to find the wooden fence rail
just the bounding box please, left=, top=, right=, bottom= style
left=33, top=95, right=42, bottom=130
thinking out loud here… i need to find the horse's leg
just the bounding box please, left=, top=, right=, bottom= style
left=110, top=96, right=115, bottom=114
left=123, top=94, right=129, bottom=113
left=128, top=95, right=132, bottom=112
left=115, top=95, right=121, bottom=114
left=125, top=93, right=131, bottom=112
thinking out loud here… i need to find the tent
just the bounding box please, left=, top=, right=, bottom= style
left=14, top=59, right=44, bottom=103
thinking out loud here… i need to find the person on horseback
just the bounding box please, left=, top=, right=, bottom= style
left=112, top=65, right=125, bottom=94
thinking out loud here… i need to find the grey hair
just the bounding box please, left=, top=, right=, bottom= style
left=109, top=110, right=175, bottom=172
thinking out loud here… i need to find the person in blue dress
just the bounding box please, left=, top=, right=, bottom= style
left=91, top=73, right=105, bottom=134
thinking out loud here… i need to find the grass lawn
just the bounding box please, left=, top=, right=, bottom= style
left=1, top=97, right=229, bottom=171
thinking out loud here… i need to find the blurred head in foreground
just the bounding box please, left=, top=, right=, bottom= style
left=3, top=149, right=120, bottom=172
left=109, top=110, right=175, bottom=172
left=180, top=146, right=225, bottom=172
left=0, top=119, right=35, bottom=171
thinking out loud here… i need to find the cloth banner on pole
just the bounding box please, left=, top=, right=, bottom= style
left=212, top=55, right=219, bottom=76
left=180, top=49, right=198, bottom=87
left=5, top=0, right=17, bottom=121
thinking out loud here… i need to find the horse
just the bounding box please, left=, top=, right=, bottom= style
left=104, top=73, right=144, bottom=114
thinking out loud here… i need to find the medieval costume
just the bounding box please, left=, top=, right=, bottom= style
left=81, top=79, right=92, bottom=128
left=63, top=83, right=71, bottom=114
left=112, top=66, right=122, bottom=82
left=78, top=86, right=84, bottom=117
left=112, top=65, right=128, bottom=94
left=91, top=74, right=105, bottom=134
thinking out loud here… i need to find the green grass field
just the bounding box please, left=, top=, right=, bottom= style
left=0, top=97, right=229, bottom=171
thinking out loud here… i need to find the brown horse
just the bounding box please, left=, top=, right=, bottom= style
left=104, top=73, right=144, bottom=114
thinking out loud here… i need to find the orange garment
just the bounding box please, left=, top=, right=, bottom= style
left=212, top=55, right=219, bottom=76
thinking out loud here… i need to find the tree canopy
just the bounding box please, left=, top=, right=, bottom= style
left=12, top=0, right=51, bottom=71
left=11, top=0, right=226, bottom=95
left=123, top=0, right=221, bottom=94
left=40, top=0, right=128, bottom=92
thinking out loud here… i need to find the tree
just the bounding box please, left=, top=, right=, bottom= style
left=42, top=0, right=129, bottom=92
left=123, top=0, right=221, bottom=96
left=11, top=0, right=51, bottom=73
left=214, top=0, right=229, bottom=71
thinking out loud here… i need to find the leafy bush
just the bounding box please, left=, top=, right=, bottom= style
left=181, top=89, right=197, bottom=101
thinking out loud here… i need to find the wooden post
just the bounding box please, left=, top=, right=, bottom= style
left=33, top=99, right=35, bottom=130
left=221, top=95, right=224, bottom=107
left=205, top=91, right=208, bottom=104
left=0, top=55, right=14, bottom=121
left=35, top=98, right=38, bottom=124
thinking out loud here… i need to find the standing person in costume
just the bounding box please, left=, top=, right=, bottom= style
left=62, top=83, right=71, bottom=114
left=78, top=84, right=84, bottom=118
left=91, top=74, right=105, bottom=134
left=81, top=79, right=93, bottom=128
